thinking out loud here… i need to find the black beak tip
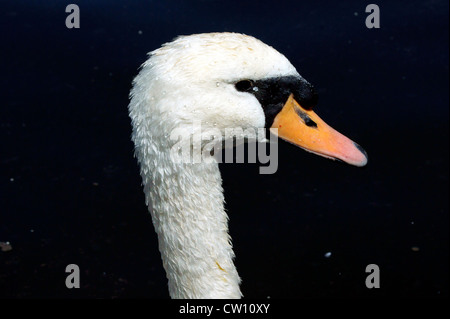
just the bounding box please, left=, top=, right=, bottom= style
left=353, top=142, right=369, bottom=165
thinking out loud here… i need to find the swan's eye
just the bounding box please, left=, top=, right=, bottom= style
left=235, top=80, right=254, bottom=92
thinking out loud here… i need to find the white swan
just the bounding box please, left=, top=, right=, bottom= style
left=128, top=32, right=367, bottom=299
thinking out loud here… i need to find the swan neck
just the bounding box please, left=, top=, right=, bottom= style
left=141, top=148, right=241, bottom=298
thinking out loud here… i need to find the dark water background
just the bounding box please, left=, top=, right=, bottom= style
left=0, top=0, right=448, bottom=298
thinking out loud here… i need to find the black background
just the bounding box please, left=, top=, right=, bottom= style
left=0, top=0, right=448, bottom=298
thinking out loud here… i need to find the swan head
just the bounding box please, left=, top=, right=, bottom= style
left=130, top=32, right=367, bottom=166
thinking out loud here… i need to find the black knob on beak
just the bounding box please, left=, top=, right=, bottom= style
left=294, top=81, right=319, bottom=110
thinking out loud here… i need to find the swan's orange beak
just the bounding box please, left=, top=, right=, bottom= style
left=270, top=94, right=368, bottom=167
